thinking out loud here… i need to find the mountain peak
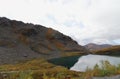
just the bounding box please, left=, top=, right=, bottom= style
left=0, top=17, right=10, bottom=22
left=85, top=43, right=112, bottom=51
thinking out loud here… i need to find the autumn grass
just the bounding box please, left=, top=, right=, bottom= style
left=83, top=61, right=120, bottom=78
left=0, top=59, right=120, bottom=79
left=0, top=59, right=81, bottom=79
left=61, top=51, right=83, bottom=57
left=93, top=45, right=120, bottom=56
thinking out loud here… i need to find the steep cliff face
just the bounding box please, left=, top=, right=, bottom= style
left=0, top=17, right=88, bottom=64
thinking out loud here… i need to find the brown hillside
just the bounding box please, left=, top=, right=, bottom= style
left=85, top=43, right=112, bottom=51
left=0, top=17, right=89, bottom=64
left=93, top=45, right=120, bottom=55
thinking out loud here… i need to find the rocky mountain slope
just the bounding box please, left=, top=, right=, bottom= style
left=0, top=17, right=88, bottom=64
left=85, top=43, right=112, bottom=51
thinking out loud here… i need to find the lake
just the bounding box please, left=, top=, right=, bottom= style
left=48, top=55, right=81, bottom=69
left=48, top=54, right=120, bottom=72
left=71, top=54, right=120, bottom=72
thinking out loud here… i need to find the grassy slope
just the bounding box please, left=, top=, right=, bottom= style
left=0, top=59, right=120, bottom=79
left=0, top=58, right=81, bottom=79
left=92, top=45, right=120, bottom=56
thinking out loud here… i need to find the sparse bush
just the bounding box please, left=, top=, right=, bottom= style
left=84, top=60, right=120, bottom=77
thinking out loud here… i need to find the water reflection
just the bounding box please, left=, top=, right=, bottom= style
left=70, top=54, right=120, bottom=72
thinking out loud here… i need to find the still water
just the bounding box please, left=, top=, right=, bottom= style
left=48, top=55, right=81, bottom=69
left=48, top=54, right=120, bottom=72
left=70, top=54, right=120, bottom=72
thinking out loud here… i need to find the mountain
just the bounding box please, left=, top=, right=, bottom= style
left=93, top=45, right=120, bottom=55
left=85, top=43, right=112, bottom=51
left=0, top=17, right=88, bottom=64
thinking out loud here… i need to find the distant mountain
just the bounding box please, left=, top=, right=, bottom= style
left=0, top=17, right=88, bottom=64
left=85, top=43, right=112, bottom=51
left=93, top=45, right=120, bottom=56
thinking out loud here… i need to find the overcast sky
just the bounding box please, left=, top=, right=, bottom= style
left=0, top=0, right=120, bottom=45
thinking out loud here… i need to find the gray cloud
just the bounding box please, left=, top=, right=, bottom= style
left=0, top=0, right=120, bottom=45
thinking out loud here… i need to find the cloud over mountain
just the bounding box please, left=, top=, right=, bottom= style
left=0, top=0, right=120, bottom=45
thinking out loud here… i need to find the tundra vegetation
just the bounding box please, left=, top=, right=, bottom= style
left=0, top=59, right=119, bottom=79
